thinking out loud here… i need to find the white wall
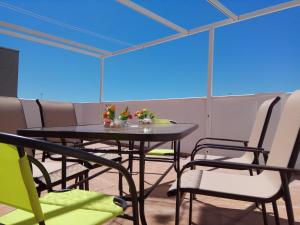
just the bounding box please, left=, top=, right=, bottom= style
left=74, top=103, right=102, bottom=125
left=104, top=97, right=207, bottom=153
left=20, top=93, right=300, bottom=169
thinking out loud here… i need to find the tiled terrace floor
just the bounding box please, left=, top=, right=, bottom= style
left=1, top=158, right=299, bottom=225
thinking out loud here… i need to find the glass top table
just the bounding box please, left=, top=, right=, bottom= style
left=18, top=123, right=198, bottom=225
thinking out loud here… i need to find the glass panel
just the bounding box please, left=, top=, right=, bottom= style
left=104, top=32, right=208, bottom=101
left=213, top=7, right=300, bottom=96
left=0, top=0, right=175, bottom=51
left=134, top=0, right=227, bottom=29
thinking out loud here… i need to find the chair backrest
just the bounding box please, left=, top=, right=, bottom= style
left=36, top=99, right=78, bottom=127
left=0, top=143, right=44, bottom=223
left=0, top=96, right=27, bottom=134
left=261, top=90, right=300, bottom=194
left=247, top=96, right=280, bottom=148
left=36, top=99, right=80, bottom=146
left=267, top=91, right=300, bottom=168
left=0, top=97, right=34, bottom=155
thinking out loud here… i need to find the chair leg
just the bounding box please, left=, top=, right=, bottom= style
left=41, top=152, right=47, bottom=162
left=261, top=203, right=269, bottom=225
left=283, top=189, right=295, bottom=225
left=78, top=174, right=84, bottom=190
left=84, top=171, right=89, bottom=190
left=272, top=201, right=280, bottom=225
left=249, top=169, right=253, bottom=176
left=189, top=193, right=193, bottom=225
left=175, top=190, right=181, bottom=225
left=118, top=171, right=123, bottom=197
left=281, top=172, right=295, bottom=225
left=128, top=153, right=133, bottom=173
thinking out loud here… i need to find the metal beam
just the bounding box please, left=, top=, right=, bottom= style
left=206, top=27, right=215, bottom=137
left=106, top=0, right=300, bottom=58
left=117, top=0, right=188, bottom=33
left=207, top=0, right=238, bottom=20
left=100, top=58, right=105, bottom=103
left=0, top=21, right=111, bottom=55
left=238, top=0, right=300, bottom=21
left=0, top=28, right=102, bottom=58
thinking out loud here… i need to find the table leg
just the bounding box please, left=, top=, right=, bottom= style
left=61, top=138, right=67, bottom=189
left=176, top=141, right=181, bottom=174
left=139, top=141, right=147, bottom=225
left=175, top=140, right=181, bottom=225
left=173, top=141, right=177, bottom=172
left=128, top=141, right=134, bottom=173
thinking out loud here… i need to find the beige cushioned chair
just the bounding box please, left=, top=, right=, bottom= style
left=0, top=96, right=88, bottom=191
left=36, top=99, right=122, bottom=191
left=36, top=99, right=121, bottom=161
left=188, top=96, right=280, bottom=167
left=169, top=91, right=300, bottom=225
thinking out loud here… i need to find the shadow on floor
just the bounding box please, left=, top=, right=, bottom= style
left=175, top=199, right=300, bottom=225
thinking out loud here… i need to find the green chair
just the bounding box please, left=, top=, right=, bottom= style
left=0, top=132, right=139, bottom=225
left=147, top=118, right=175, bottom=156
left=126, top=118, right=177, bottom=175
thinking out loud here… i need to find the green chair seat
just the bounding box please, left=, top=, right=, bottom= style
left=147, top=118, right=175, bottom=156
left=40, top=189, right=123, bottom=216
left=0, top=203, right=115, bottom=225
left=147, top=148, right=174, bottom=156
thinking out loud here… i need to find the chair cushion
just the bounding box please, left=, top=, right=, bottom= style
left=168, top=169, right=280, bottom=199
left=181, top=153, right=254, bottom=167
left=147, top=148, right=174, bottom=156
left=40, top=189, right=123, bottom=216
left=0, top=189, right=123, bottom=225
left=0, top=202, right=115, bottom=225
left=32, top=161, right=88, bottom=185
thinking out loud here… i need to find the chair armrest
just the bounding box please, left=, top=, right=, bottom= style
left=195, top=137, right=248, bottom=147
left=28, top=155, right=52, bottom=191
left=191, top=144, right=266, bottom=159
left=182, top=159, right=300, bottom=174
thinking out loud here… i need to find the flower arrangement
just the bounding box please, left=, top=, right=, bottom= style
left=134, top=108, right=155, bottom=120
left=102, top=104, right=115, bottom=127
left=119, top=107, right=132, bottom=121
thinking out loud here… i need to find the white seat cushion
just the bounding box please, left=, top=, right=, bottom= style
left=183, top=153, right=254, bottom=166
left=32, top=161, right=88, bottom=184
left=169, top=169, right=281, bottom=199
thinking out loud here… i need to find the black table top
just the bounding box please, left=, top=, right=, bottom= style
left=18, top=123, right=198, bottom=142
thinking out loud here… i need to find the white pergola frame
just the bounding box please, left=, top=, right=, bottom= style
left=1, top=0, right=300, bottom=135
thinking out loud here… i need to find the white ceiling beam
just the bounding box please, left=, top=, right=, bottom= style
left=106, top=0, right=300, bottom=58
left=0, top=28, right=102, bottom=58
left=0, top=21, right=111, bottom=55
left=109, top=33, right=184, bottom=57
left=117, top=0, right=188, bottom=33
left=238, top=0, right=300, bottom=21
left=207, top=0, right=237, bottom=20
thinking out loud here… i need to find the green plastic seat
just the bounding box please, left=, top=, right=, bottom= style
left=147, top=118, right=175, bottom=156
left=0, top=204, right=115, bottom=225
left=0, top=143, right=123, bottom=225
left=147, top=148, right=174, bottom=156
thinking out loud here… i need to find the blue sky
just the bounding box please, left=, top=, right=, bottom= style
left=0, top=0, right=299, bottom=102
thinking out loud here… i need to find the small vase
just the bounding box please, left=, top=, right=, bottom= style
left=103, top=119, right=112, bottom=128
left=120, top=119, right=128, bottom=127
left=142, top=117, right=152, bottom=124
